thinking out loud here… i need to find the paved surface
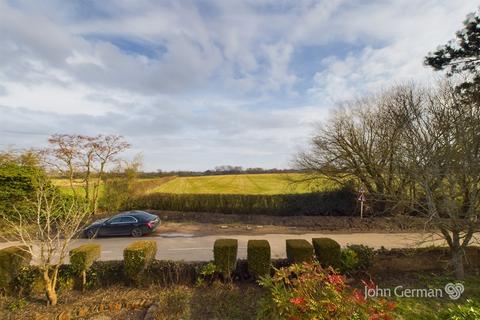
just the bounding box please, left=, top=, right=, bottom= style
left=1, top=232, right=446, bottom=263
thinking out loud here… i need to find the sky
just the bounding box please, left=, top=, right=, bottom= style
left=0, top=0, right=475, bottom=171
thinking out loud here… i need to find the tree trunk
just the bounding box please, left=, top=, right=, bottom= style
left=43, top=271, right=58, bottom=306
left=81, top=270, right=86, bottom=292
left=451, top=248, right=465, bottom=280
left=45, top=285, right=58, bottom=306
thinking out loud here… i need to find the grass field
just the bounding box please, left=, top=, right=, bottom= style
left=150, top=173, right=338, bottom=195
left=52, top=178, right=104, bottom=197
left=53, top=173, right=340, bottom=196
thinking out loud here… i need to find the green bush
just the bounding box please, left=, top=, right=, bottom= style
left=11, top=266, right=42, bottom=296
left=0, top=246, right=31, bottom=290
left=247, top=240, right=271, bottom=278
left=213, top=239, right=238, bottom=277
left=86, top=261, right=125, bottom=289
left=124, top=240, right=157, bottom=282
left=0, top=162, right=42, bottom=218
left=312, top=238, right=341, bottom=268
left=340, top=248, right=359, bottom=273
left=69, top=244, right=101, bottom=273
left=346, top=244, right=375, bottom=270
left=286, top=239, right=313, bottom=263
left=69, top=244, right=101, bottom=289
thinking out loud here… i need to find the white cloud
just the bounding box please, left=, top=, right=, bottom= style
left=306, top=0, right=474, bottom=104
left=0, top=0, right=476, bottom=170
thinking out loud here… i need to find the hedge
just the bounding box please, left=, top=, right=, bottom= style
left=69, top=244, right=101, bottom=289
left=312, top=238, right=341, bottom=268
left=70, top=244, right=101, bottom=273
left=124, top=240, right=157, bottom=282
left=0, top=246, right=31, bottom=290
left=123, top=186, right=356, bottom=216
left=286, top=239, right=313, bottom=263
left=247, top=240, right=271, bottom=278
left=213, top=239, right=238, bottom=277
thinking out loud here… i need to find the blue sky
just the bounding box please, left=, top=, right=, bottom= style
left=0, top=0, right=475, bottom=171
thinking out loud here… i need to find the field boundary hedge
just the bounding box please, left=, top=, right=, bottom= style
left=124, top=186, right=356, bottom=216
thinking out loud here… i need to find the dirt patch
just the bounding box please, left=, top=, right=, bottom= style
left=151, top=210, right=436, bottom=235
left=156, top=221, right=304, bottom=236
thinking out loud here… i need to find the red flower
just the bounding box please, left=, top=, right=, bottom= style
left=353, top=289, right=366, bottom=304
left=327, top=274, right=345, bottom=286
left=290, top=297, right=305, bottom=305
left=386, top=301, right=396, bottom=311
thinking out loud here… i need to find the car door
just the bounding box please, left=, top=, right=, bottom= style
left=117, top=216, right=138, bottom=235
left=101, top=217, right=125, bottom=236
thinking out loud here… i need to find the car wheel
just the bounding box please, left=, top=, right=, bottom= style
left=86, top=229, right=97, bottom=239
left=131, top=228, right=143, bottom=238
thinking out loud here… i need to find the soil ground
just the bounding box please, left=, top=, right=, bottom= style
left=150, top=210, right=436, bottom=235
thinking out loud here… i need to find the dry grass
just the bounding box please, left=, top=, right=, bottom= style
left=0, top=283, right=265, bottom=320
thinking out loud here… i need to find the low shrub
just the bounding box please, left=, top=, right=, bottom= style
left=258, top=261, right=396, bottom=320
left=196, top=262, right=217, bottom=286
left=86, top=261, right=125, bottom=289
left=312, top=238, right=341, bottom=268
left=70, top=244, right=101, bottom=272
left=340, top=248, right=359, bottom=273
left=69, top=244, right=101, bottom=289
left=0, top=246, right=31, bottom=291
left=286, top=239, right=313, bottom=263
left=124, top=240, right=157, bottom=283
left=346, top=244, right=375, bottom=271
left=147, top=260, right=202, bottom=286
left=247, top=240, right=271, bottom=278
left=11, top=266, right=43, bottom=296
left=213, top=239, right=238, bottom=278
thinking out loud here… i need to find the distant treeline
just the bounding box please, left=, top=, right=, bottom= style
left=123, top=185, right=357, bottom=216
left=146, top=167, right=303, bottom=178
left=53, top=167, right=304, bottom=179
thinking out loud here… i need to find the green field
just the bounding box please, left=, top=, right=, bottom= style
left=150, top=173, right=337, bottom=195
left=53, top=173, right=339, bottom=196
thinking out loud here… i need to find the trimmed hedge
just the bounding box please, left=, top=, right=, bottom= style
left=69, top=244, right=101, bottom=289
left=247, top=240, right=271, bottom=278
left=213, top=239, right=238, bottom=277
left=312, top=238, right=341, bottom=268
left=0, top=246, right=31, bottom=290
left=124, top=240, right=157, bottom=282
left=286, top=239, right=313, bottom=263
left=70, top=244, right=101, bottom=273
left=124, top=186, right=356, bottom=216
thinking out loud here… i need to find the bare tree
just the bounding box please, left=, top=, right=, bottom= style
left=46, top=134, right=130, bottom=214
left=397, top=82, right=480, bottom=279
left=47, top=134, right=83, bottom=197
left=89, top=135, right=130, bottom=214
left=297, top=85, right=418, bottom=215
left=299, top=81, right=480, bottom=278
left=1, top=176, right=89, bottom=305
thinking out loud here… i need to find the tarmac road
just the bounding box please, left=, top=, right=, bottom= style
left=0, top=232, right=446, bottom=263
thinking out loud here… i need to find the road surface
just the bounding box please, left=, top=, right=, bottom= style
left=0, top=232, right=446, bottom=263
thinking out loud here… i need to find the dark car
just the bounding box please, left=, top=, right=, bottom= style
left=84, top=211, right=160, bottom=238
